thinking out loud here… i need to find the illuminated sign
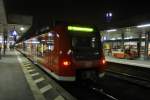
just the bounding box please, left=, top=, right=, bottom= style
left=68, top=26, right=94, bottom=32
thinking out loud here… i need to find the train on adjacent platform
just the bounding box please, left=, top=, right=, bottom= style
left=16, top=22, right=107, bottom=81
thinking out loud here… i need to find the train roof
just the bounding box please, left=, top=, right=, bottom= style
left=16, top=19, right=99, bottom=43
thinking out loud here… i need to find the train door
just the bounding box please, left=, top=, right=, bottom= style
left=47, top=32, right=55, bottom=72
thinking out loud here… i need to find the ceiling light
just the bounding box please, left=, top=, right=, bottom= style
left=137, top=24, right=150, bottom=28
left=106, top=29, right=117, bottom=32
left=20, top=27, right=25, bottom=31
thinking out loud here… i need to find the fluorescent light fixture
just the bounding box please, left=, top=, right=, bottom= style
left=106, top=29, right=117, bottom=32
left=20, top=27, right=25, bottom=31
left=117, top=37, right=121, bottom=39
left=125, top=36, right=133, bottom=39
left=137, top=24, right=150, bottom=28
left=33, top=41, right=40, bottom=44
left=25, top=41, right=40, bottom=44
left=68, top=26, right=94, bottom=32
left=48, top=32, right=53, bottom=37
left=125, top=37, right=129, bottom=39
left=110, top=38, right=115, bottom=40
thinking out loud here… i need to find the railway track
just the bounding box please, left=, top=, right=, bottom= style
left=57, top=77, right=120, bottom=100
left=92, top=88, right=118, bottom=100
left=88, top=85, right=119, bottom=100
left=106, top=69, right=150, bottom=88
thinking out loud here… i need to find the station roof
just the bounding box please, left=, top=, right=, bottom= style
left=4, top=0, right=150, bottom=30
left=3, top=0, right=150, bottom=43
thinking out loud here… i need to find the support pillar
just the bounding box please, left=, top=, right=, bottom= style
left=121, top=31, right=125, bottom=52
left=144, top=32, right=149, bottom=60
left=0, top=0, right=8, bottom=56
left=3, top=26, right=7, bottom=55
left=137, top=33, right=142, bottom=57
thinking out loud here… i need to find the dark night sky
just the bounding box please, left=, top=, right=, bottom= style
left=4, top=0, right=150, bottom=29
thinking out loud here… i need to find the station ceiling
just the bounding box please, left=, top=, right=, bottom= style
left=1, top=0, right=150, bottom=44
left=4, top=0, right=150, bottom=30
left=0, top=0, right=31, bottom=41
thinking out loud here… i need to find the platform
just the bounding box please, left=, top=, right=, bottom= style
left=105, top=56, right=150, bottom=68
left=0, top=50, right=35, bottom=100
left=0, top=50, right=76, bottom=100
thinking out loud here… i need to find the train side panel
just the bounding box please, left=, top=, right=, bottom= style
left=52, top=25, right=75, bottom=80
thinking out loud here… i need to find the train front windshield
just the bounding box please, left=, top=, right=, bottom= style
left=70, top=32, right=101, bottom=60
left=72, top=36, right=99, bottom=49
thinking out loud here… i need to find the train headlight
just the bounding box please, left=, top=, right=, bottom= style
left=62, top=60, right=71, bottom=67
left=100, top=58, right=106, bottom=65
left=102, top=59, right=106, bottom=64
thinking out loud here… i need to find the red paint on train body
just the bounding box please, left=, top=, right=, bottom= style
left=17, top=22, right=107, bottom=81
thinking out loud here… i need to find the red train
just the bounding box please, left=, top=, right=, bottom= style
left=17, top=22, right=107, bottom=81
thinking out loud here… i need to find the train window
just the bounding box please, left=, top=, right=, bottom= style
left=72, top=37, right=90, bottom=48
left=47, top=32, right=55, bottom=51
left=36, top=32, right=55, bottom=57
left=72, top=36, right=99, bottom=49
left=37, top=43, right=43, bottom=56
